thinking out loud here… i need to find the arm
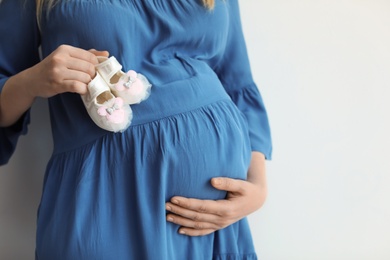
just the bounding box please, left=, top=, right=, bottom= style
left=0, top=0, right=41, bottom=164
left=0, top=70, right=35, bottom=127
left=0, top=0, right=108, bottom=165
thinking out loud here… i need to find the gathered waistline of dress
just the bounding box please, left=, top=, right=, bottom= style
left=130, top=72, right=230, bottom=125
left=52, top=72, right=231, bottom=155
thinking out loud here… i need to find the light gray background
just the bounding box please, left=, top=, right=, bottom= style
left=1, top=0, right=390, bottom=259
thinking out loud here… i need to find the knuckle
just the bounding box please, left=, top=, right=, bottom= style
left=51, top=54, right=65, bottom=66
left=179, top=200, right=190, bottom=208
left=226, top=209, right=236, bottom=218
left=198, top=204, right=207, bottom=213
left=51, top=66, right=61, bottom=76
left=215, top=218, right=229, bottom=229
left=218, top=207, right=228, bottom=216
left=167, top=204, right=180, bottom=214
left=68, top=82, right=83, bottom=93
left=193, top=222, right=204, bottom=230
left=224, top=208, right=232, bottom=216
left=224, top=179, right=233, bottom=189
left=221, top=208, right=234, bottom=218
left=83, top=73, right=92, bottom=84
left=182, top=198, right=192, bottom=206
left=192, top=213, right=201, bottom=221
left=86, top=63, right=96, bottom=77
left=168, top=206, right=177, bottom=214
left=57, top=44, right=69, bottom=52
left=90, top=53, right=99, bottom=64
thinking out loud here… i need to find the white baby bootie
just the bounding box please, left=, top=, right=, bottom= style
left=81, top=72, right=133, bottom=132
left=95, top=56, right=152, bottom=105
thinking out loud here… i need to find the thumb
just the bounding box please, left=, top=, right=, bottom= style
left=211, top=177, right=246, bottom=193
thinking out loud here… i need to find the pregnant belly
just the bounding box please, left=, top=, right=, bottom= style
left=147, top=100, right=253, bottom=201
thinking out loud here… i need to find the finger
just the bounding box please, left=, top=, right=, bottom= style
left=169, top=197, right=226, bottom=215
left=166, top=202, right=219, bottom=222
left=45, top=67, right=91, bottom=95
left=89, top=49, right=110, bottom=57
left=59, top=45, right=99, bottom=65
left=166, top=213, right=220, bottom=230
left=178, top=227, right=216, bottom=237
left=65, top=57, right=96, bottom=78
left=62, top=69, right=93, bottom=84
left=62, top=80, right=88, bottom=95
left=210, top=177, right=247, bottom=193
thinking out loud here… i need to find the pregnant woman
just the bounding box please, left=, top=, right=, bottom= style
left=0, top=0, right=272, bottom=259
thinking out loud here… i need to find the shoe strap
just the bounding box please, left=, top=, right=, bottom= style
left=96, top=56, right=123, bottom=83
left=88, top=73, right=111, bottom=99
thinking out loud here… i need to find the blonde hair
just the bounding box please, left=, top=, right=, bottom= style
left=202, top=0, right=215, bottom=9
left=34, top=0, right=215, bottom=22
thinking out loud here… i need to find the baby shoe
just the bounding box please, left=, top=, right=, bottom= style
left=95, top=56, right=152, bottom=105
left=81, top=72, right=133, bottom=132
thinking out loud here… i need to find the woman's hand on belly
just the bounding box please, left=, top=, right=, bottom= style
left=165, top=152, right=267, bottom=236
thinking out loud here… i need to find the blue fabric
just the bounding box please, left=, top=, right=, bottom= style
left=0, top=0, right=40, bottom=164
left=0, top=0, right=272, bottom=259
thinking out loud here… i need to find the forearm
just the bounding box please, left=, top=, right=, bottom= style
left=246, top=151, right=268, bottom=208
left=0, top=68, right=36, bottom=127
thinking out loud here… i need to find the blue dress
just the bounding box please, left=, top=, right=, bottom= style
left=0, top=0, right=272, bottom=259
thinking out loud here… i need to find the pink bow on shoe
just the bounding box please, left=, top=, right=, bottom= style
left=115, top=70, right=144, bottom=96
left=97, top=98, right=127, bottom=124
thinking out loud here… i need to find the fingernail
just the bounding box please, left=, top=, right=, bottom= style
left=167, top=216, right=173, bottom=222
left=172, top=199, right=179, bottom=205
left=179, top=230, right=186, bottom=234
left=166, top=205, right=171, bottom=211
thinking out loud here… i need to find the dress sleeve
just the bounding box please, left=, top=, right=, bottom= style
left=0, top=0, right=41, bottom=165
left=213, top=0, right=272, bottom=159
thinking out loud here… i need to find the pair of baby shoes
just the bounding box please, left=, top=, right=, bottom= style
left=81, top=56, right=152, bottom=132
